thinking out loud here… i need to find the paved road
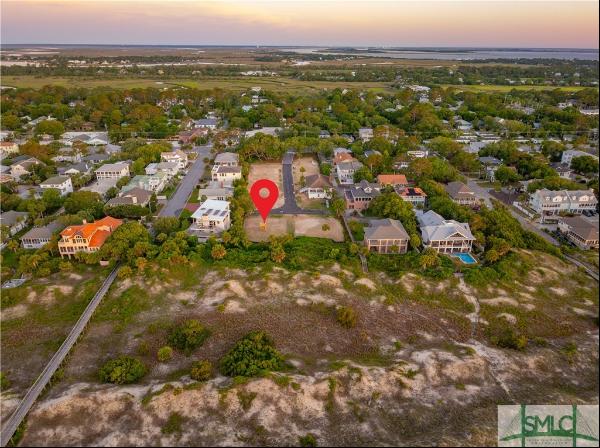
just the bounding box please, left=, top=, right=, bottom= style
left=271, top=151, right=326, bottom=216
left=158, top=145, right=212, bottom=218
left=0, top=265, right=120, bottom=447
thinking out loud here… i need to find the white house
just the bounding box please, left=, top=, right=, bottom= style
left=417, top=210, right=475, bottom=254
left=198, top=182, right=234, bottom=201
left=189, top=199, right=231, bottom=239
left=529, top=189, right=598, bottom=223
left=9, top=156, right=43, bottom=179
left=300, top=174, right=333, bottom=199
left=358, top=128, right=373, bottom=142
left=194, top=118, right=218, bottom=129
left=95, top=162, right=130, bottom=180
left=214, top=152, right=239, bottom=167
left=211, top=165, right=242, bottom=186
left=0, top=141, right=19, bottom=155
left=39, top=175, right=73, bottom=196
left=335, top=160, right=363, bottom=185
left=161, top=150, right=188, bottom=170
left=561, top=149, right=598, bottom=167
left=61, top=131, right=109, bottom=146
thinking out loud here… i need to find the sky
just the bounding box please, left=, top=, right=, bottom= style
left=1, top=0, right=598, bottom=48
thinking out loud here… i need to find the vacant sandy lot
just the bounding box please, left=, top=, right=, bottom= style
left=248, top=162, right=284, bottom=208
left=245, top=214, right=345, bottom=242
left=292, top=156, right=320, bottom=188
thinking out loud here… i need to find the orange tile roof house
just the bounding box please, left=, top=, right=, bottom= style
left=58, top=216, right=123, bottom=258
left=377, top=174, right=408, bottom=187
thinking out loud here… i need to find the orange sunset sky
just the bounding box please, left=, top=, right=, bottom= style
left=1, top=0, right=598, bottom=47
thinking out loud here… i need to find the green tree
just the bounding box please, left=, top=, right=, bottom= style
left=98, top=356, right=146, bottom=384
left=210, top=243, right=227, bottom=260
left=190, top=360, right=213, bottom=381
left=220, top=331, right=284, bottom=377
left=168, top=320, right=210, bottom=354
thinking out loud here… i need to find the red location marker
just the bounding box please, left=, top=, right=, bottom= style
left=250, top=179, right=279, bottom=222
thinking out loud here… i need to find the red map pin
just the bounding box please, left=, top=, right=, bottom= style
left=250, top=179, right=279, bottom=222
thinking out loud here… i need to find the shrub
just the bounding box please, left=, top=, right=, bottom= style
left=299, top=433, right=318, bottom=447
left=98, top=356, right=147, bottom=384
left=157, top=346, right=174, bottom=362
left=321, top=224, right=330, bottom=231
left=220, top=331, right=284, bottom=377
left=190, top=360, right=213, bottom=381
left=161, top=412, right=185, bottom=435
left=489, top=326, right=527, bottom=351
left=211, top=243, right=227, bottom=260
left=336, top=306, right=357, bottom=328
left=0, top=372, right=10, bottom=391
left=168, top=320, right=210, bottom=354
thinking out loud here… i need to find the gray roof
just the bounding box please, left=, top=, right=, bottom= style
left=561, top=215, right=599, bottom=241
left=417, top=210, right=474, bottom=243
left=106, top=187, right=152, bottom=206
left=214, top=152, right=239, bottom=164
left=40, top=175, right=70, bottom=186
left=364, top=219, right=409, bottom=241
left=0, top=210, right=28, bottom=227
left=445, top=181, right=474, bottom=199
left=337, top=160, right=363, bottom=171
left=214, top=165, right=241, bottom=174
left=83, top=153, right=110, bottom=163
left=57, top=162, right=89, bottom=175
left=304, top=174, right=332, bottom=189
left=196, top=118, right=218, bottom=126
left=20, top=220, right=62, bottom=241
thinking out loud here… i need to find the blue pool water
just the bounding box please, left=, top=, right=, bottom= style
left=453, top=253, right=477, bottom=264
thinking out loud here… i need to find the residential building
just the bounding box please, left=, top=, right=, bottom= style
left=194, top=118, right=218, bottom=129
left=529, top=189, right=598, bottom=222
left=161, top=150, right=188, bottom=170
left=189, top=199, right=231, bottom=239
left=83, top=153, right=110, bottom=164
left=417, top=210, right=475, bottom=254
left=214, top=152, right=240, bottom=167
left=178, top=128, right=209, bottom=144
left=364, top=218, right=410, bottom=254
left=58, top=162, right=91, bottom=177
left=40, top=175, right=73, bottom=196
left=145, top=161, right=179, bottom=177
left=52, top=147, right=82, bottom=163
left=300, top=174, right=333, bottom=199
left=561, top=149, right=599, bottom=167
left=122, top=173, right=168, bottom=193
left=377, top=174, right=408, bottom=187
left=333, top=152, right=355, bottom=166
left=319, top=130, right=331, bottom=139
left=345, top=181, right=380, bottom=212
left=61, top=131, right=109, bottom=146
left=21, top=221, right=63, bottom=249
left=358, top=128, right=374, bottom=142
left=558, top=216, right=599, bottom=250
left=198, top=182, right=234, bottom=201
left=0, top=141, right=19, bottom=155
left=106, top=187, right=153, bottom=207
left=335, top=160, right=363, bottom=185
left=445, top=181, right=477, bottom=206
left=0, top=211, right=29, bottom=236
left=79, top=178, right=118, bottom=197
left=395, top=186, right=427, bottom=208
left=58, top=216, right=123, bottom=258
left=211, top=165, right=242, bottom=186
left=9, top=156, right=43, bottom=179
left=95, top=162, right=130, bottom=180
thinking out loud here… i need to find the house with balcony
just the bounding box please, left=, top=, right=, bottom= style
left=58, top=216, right=122, bottom=258
left=417, top=210, right=475, bottom=254
left=94, top=162, right=130, bottom=180
left=188, top=199, right=231, bottom=240
left=445, top=181, right=478, bottom=207
left=529, top=189, right=598, bottom=223
left=21, top=220, right=63, bottom=249
left=345, top=180, right=381, bottom=212
left=558, top=215, right=599, bottom=250
left=335, top=160, right=363, bottom=185
left=161, top=150, right=188, bottom=170
left=211, top=165, right=242, bottom=187
left=364, top=218, right=409, bottom=254
left=395, top=186, right=427, bottom=208
left=198, top=182, right=234, bottom=201
left=300, top=174, right=333, bottom=199
left=214, top=152, right=240, bottom=167
left=122, top=173, right=169, bottom=193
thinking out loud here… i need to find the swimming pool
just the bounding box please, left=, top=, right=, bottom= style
left=452, top=253, right=477, bottom=264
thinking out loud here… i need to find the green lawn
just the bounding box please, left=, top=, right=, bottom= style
left=441, top=84, right=593, bottom=93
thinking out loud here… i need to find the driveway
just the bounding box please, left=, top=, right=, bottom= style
left=158, top=145, right=212, bottom=218
left=271, top=151, right=326, bottom=215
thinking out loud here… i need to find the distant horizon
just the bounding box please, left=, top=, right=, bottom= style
left=2, top=44, right=599, bottom=51
left=2, top=1, right=598, bottom=49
